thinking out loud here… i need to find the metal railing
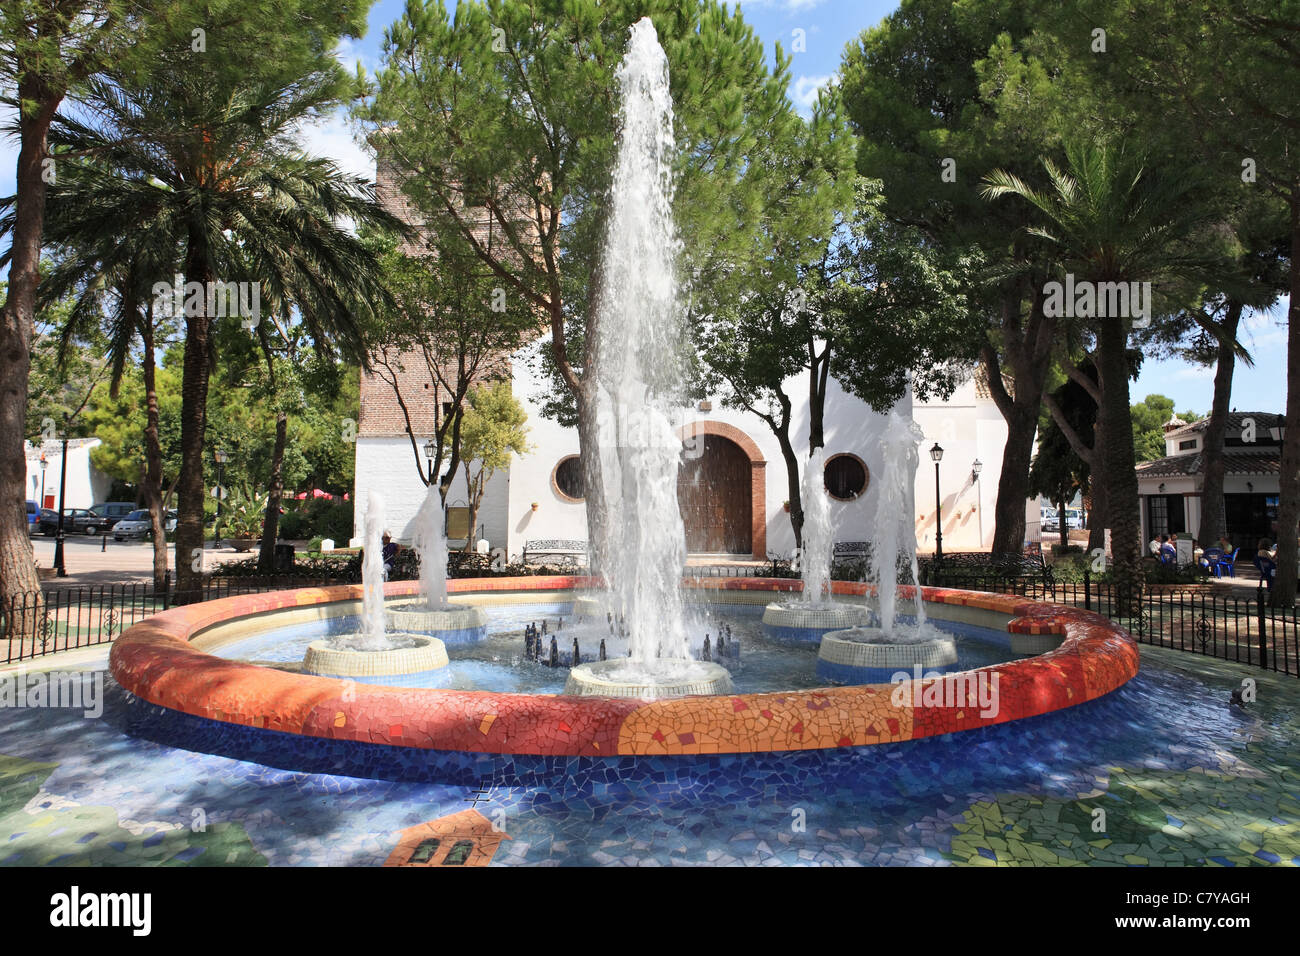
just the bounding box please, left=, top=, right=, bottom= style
left=926, top=567, right=1299, bottom=677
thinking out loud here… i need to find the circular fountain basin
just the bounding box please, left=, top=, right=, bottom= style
left=761, top=601, right=871, bottom=644
left=386, top=600, right=488, bottom=643
left=302, top=634, right=449, bottom=681
left=108, top=578, right=1139, bottom=786
left=816, top=626, right=958, bottom=685
left=564, top=659, right=733, bottom=699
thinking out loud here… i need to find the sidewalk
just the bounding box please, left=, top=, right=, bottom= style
left=30, top=535, right=259, bottom=589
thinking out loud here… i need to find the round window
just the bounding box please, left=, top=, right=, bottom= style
left=824, top=454, right=868, bottom=501
left=553, top=455, right=585, bottom=501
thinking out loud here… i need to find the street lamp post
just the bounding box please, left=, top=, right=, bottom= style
left=54, top=430, right=69, bottom=577
left=930, top=442, right=944, bottom=561
left=214, top=448, right=228, bottom=549
left=423, top=438, right=437, bottom=486
left=971, top=459, right=983, bottom=550
left=39, top=453, right=47, bottom=508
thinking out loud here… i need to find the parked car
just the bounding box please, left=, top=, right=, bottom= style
left=37, top=507, right=96, bottom=536
left=1065, top=509, right=1084, bottom=530
left=84, top=501, right=136, bottom=534
left=111, top=508, right=178, bottom=540
left=1041, top=508, right=1060, bottom=533
left=25, top=500, right=39, bottom=534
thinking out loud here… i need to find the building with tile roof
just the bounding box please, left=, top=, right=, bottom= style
left=1135, top=412, right=1285, bottom=549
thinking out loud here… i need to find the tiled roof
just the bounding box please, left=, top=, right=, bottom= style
left=1163, top=412, right=1283, bottom=441
left=1136, top=450, right=1281, bottom=478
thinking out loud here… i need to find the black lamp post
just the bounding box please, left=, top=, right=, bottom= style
left=971, top=459, right=983, bottom=549
left=930, top=442, right=944, bottom=560
left=214, top=448, right=228, bottom=548
left=423, top=438, right=437, bottom=484
left=53, top=427, right=69, bottom=577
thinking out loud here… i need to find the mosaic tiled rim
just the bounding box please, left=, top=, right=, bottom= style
left=108, top=577, right=1139, bottom=757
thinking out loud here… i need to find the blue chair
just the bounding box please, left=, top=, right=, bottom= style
left=1200, top=548, right=1222, bottom=577
left=1217, top=547, right=1239, bottom=578
left=1159, top=546, right=1176, bottom=565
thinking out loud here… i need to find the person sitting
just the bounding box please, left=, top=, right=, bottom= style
left=1148, top=534, right=1162, bottom=557
left=1158, top=534, right=1175, bottom=563
left=1255, top=539, right=1277, bottom=590
left=381, top=531, right=399, bottom=579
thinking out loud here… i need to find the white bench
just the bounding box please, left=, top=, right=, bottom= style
left=522, top=539, right=588, bottom=566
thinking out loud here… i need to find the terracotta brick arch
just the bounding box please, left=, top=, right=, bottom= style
left=677, top=420, right=767, bottom=557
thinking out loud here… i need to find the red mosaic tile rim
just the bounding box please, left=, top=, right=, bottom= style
left=107, top=577, right=1139, bottom=757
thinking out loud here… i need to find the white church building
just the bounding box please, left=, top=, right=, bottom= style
left=353, top=158, right=1010, bottom=561
left=353, top=356, right=1007, bottom=562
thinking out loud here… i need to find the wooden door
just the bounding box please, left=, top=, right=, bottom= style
left=677, top=436, right=752, bottom=553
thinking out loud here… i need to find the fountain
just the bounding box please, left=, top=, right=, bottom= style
left=816, top=410, right=957, bottom=684
left=301, top=490, right=450, bottom=681
left=387, top=486, right=489, bottom=642
left=564, top=18, right=731, bottom=699
left=761, top=447, right=871, bottom=642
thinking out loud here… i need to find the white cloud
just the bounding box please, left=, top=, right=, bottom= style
left=791, top=73, right=835, bottom=112
left=1172, top=364, right=1216, bottom=380
left=294, top=113, right=375, bottom=184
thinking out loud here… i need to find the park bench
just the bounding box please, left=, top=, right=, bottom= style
left=921, top=551, right=1055, bottom=590
left=522, top=539, right=589, bottom=567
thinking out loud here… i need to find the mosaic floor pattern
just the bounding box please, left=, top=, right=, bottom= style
left=1, top=642, right=1296, bottom=866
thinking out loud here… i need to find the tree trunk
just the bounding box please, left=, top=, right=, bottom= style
left=1058, top=493, right=1069, bottom=551
left=1273, top=202, right=1300, bottom=607
left=257, top=410, right=288, bottom=574
left=990, top=398, right=1039, bottom=554
left=1196, top=300, right=1242, bottom=549
left=463, top=471, right=485, bottom=553
left=1087, top=462, right=1108, bottom=554
left=0, top=78, right=59, bottom=634
left=775, top=419, right=803, bottom=552
left=140, top=314, right=168, bottom=590
left=1096, top=317, right=1143, bottom=611
left=172, top=242, right=215, bottom=603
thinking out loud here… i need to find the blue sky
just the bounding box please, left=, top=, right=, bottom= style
left=0, top=0, right=1288, bottom=416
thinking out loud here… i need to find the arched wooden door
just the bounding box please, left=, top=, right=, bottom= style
left=677, top=435, right=752, bottom=553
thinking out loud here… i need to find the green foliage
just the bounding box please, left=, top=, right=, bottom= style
left=460, top=381, right=531, bottom=477
left=220, top=485, right=270, bottom=539
left=1131, top=395, right=1202, bottom=463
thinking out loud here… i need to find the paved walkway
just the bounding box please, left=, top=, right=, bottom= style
left=30, top=536, right=260, bottom=589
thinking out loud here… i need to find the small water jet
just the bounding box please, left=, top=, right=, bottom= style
left=303, top=489, right=449, bottom=681
left=761, top=447, right=870, bottom=643
left=387, top=486, right=488, bottom=642
left=817, top=410, right=956, bottom=684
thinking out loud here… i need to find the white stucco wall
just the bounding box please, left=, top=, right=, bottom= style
left=24, top=439, right=111, bottom=510
left=355, top=356, right=1011, bottom=558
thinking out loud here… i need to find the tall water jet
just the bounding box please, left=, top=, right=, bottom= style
left=565, top=17, right=729, bottom=698
left=388, top=486, right=489, bottom=642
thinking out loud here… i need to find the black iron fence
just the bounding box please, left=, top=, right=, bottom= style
left=925, top=566, right=1299, bottom=678
left=0, top=575, right=356, bottom=665
left=6, top=566, right=1296, bottom=677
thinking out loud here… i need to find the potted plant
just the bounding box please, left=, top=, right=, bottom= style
left=222, top=485, right=270, bottom=552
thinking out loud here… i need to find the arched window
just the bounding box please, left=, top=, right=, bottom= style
left=824, top=454, right=869, bottom=501
left=552, top=455, right=585, bottom=501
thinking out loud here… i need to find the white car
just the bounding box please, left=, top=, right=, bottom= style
left=112, top=509, right=178, bottom=541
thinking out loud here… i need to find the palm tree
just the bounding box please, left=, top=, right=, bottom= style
left=982, top=139, right=1224, bottom=607
left=39, top=63, right=407, bottom=599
